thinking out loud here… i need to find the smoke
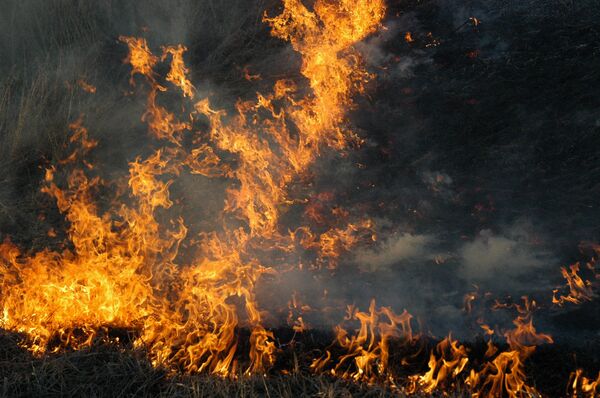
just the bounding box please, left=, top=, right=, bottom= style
left=458, top=223, right=554, bottom=289
left=0, top=0, right=599, bottom=342
left=354, top=233, right=433, bottom=272
left=0, top=0, right=279, bottom=243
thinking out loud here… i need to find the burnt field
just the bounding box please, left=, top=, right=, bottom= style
left=1, top=0, right=600, bottom=397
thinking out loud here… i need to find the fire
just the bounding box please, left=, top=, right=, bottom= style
left=553, top=261, right=597, bottom=306
left=401, top=297, right=552, bottom=397
left=0, top=0, right=385, bottom=377
left=468, top=298, right=552, bottom=398
left=310, top=299, right=414, bottom=382
left=569, top=369, right=600, bottom=397
left=76, top=79, right=96, bottom=94
left=242, top=66, right=261, bottom=81
left=264, top=0, right=386, bottom=150
left=162, top=44, right=196, bottom=98
left=119, top=36, right=162, bottom=87
left=407, top=335, right=469, bottom=394
left=1, top=1, right=596, bottom=394
left=287, top=292, right=311, bottom=333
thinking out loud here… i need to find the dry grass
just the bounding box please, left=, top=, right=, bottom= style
left=0, top=331, right=464, bottom=398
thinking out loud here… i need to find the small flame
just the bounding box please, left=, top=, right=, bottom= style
left=77, top=79, right=96, bottom=94
left=553, top=262, right=596, bottom=306
left=311, top=299, right=413, bottom=383
left=569, top=369, right=600, bottom=397
left=407, top=335, right=469, bottom=394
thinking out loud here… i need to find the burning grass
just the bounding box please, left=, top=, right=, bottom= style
left=1, top=0, right=600, bottom=397
left=0, top=329, right=444, bottom=398
left=0, top=328, right=598, bottom=397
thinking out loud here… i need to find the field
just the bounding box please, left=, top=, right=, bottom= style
left=1, top=0, right=600, bottom=397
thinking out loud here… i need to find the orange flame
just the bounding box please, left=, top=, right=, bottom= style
left=162, top=44, right=195, bottom=98
left=407, top=335, right=469, bottom=394
left=569, top=369, right=600, bottom=398
left=311, top=299, right=413, bottom=383
left=0, top=0, right=386, bottom=377
left=468, top=298, right=552, bottom=398
left=553, top=262, right=596, bottom=306
left=77, top=79, right=97, bottom=94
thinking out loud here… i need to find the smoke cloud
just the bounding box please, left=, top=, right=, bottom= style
left=354, top=233, right=433, bottom=272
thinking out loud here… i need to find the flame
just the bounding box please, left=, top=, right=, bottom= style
left=162, top=44, right=196, bottom=98
left=407, top=335, right=469, bottom=394
left=0, top=0, right=385, bottom=377
left=287, top=292, right=311, bottom=333
left=569, top=369, right=600, bottom=398
left=242, top=66, right=261, bottom=81
left=77, top=79, right=96, bottom=94
left=310, top=299, right=413, bottom=383
left=553, top=262, right=596, bottom=306
left=264, top=0, right=385, bottom=151
left=468, top=297, right=552, bottom=398
left=3, top=2, right=589, bottom=394
left=119, top=36, right=162, bottom=88
left=402, top=297, right=552, bottom=397
left=293, top=219, right=375, bottom=268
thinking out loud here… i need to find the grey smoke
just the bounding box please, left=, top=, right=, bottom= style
left=0, top=0, right=598, bottom=341
left=354, top=233, right=433, bottom=272
left=458, top=223, right=554, bottom=288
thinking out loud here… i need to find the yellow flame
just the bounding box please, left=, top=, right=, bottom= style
left=569, top=369, right=600, bottom=398
left=553, top=262, right=595, bottom=306
left=0, top=0, right=386, bottom=377
left=310, top=299, right=413, bottom=383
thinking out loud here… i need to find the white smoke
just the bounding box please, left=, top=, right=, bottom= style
left=354, top=233, right=434, bottom=272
